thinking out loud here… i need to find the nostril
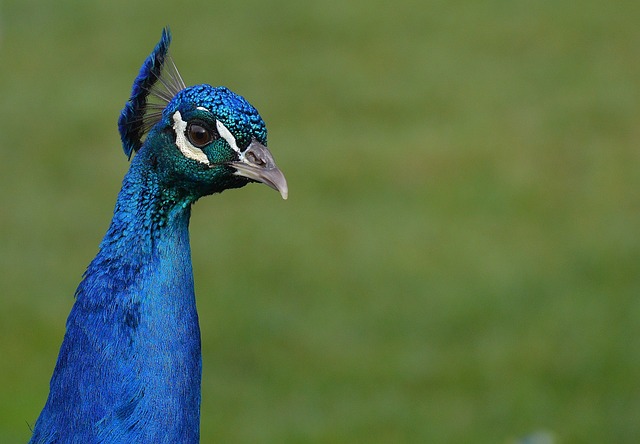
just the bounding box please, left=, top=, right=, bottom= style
left=246, top=151, right=266, bottom=166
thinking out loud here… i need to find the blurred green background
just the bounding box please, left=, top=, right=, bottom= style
left=1, top=0, right=639, bottom=442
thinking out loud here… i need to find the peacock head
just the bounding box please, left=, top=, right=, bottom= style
left=118, top=28, right=287, bottom=201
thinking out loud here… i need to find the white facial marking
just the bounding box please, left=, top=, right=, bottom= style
left=216, top=120, right=243, bottom=157
left=172, top=111, right=210, bottom=165
left=196, top=106, right=209, bottom=112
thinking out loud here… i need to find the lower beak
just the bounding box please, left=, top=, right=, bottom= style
left=229, top=141, right=288, bottom=200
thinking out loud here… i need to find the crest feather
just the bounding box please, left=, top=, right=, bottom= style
left=118, top=27, right=186, bottom=158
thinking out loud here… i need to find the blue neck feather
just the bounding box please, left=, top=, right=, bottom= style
left=30, top=147, right=202, bottom=443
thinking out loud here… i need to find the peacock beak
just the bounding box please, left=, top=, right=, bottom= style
left=230, top=141, right=288, bottom=200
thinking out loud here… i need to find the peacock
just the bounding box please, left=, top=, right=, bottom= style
left=28, top=28, right=287, bottom=443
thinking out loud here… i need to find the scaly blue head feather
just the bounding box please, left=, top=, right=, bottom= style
left=167, top=85, right=268, bottom=148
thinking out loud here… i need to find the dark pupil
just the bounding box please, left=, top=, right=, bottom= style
left=188, top=124, right=211, bottom=147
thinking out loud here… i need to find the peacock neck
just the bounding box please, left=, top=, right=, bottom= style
left=99, top=149, right=194, bottom=262
left=32, top=150, right=202, bottom=442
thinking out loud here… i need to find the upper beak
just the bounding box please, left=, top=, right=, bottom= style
left=229, top=140, right=288, bottom=200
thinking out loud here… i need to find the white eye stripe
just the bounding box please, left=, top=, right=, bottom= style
left=172, top=111, right=210, bottom=165
left=216, top=120, right=243, bottom=157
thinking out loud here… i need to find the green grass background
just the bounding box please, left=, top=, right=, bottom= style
left=1, top=0, right=639, bottom=442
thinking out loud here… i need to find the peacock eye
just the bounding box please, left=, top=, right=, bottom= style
left=186, top=123, right=214, bottom=148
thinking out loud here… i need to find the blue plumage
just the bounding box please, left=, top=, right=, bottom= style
left=119, top=27, right=173, bottom=158
left=29, top=28, right=287, bottom=443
